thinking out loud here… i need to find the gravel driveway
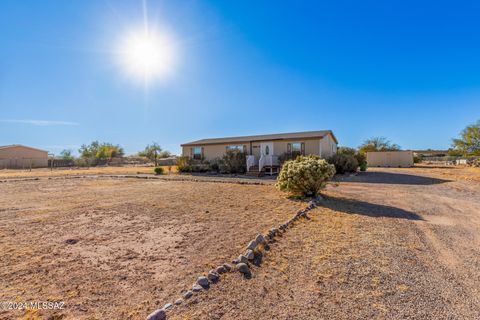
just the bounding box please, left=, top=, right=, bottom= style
left=172, top=166, right=480, bottom=319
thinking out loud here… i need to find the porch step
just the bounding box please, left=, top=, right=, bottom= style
left=246, top=170, right=265, bottom=177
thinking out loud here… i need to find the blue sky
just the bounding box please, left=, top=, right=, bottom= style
left=1, top=0, right=479, bottom=155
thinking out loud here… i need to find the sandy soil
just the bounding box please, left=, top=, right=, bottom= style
left=1, top=166, right=480, bottom=319
left=0, top=178, right=303, bottom=319
left=0, top=166, right=176, bottom=179
left=172, top=166, right=480, bottom=319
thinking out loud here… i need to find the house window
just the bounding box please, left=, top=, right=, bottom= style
left=291, top=143, right=301, bottom=152
left=192, top=147, right=202, bottom=160
left=226, top=145, right=244, bottom=152
left=291, top=142, right=302, bottom=157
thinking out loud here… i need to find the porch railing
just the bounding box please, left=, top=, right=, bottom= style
left=246, top=155, right=257, bottom=172
left=259, top=155, right=279, bottom=172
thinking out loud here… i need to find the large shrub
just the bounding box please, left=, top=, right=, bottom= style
left=154, top=167, right=164, bottom=175
left=338, top=147, right=367, bottom=171
left=177, top=156, right=192, bottom=172
left=220, top=150, right=246, bottom=174
left=276, top=155, right=336, bottom=197
left=177, top=156, right=212, bottom=173
left=327, top=153, right=359, bottom=174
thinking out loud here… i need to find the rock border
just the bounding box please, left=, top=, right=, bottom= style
left=146, top=196, right=323, bottom=320
left=0, top=174, right=273, bottom=186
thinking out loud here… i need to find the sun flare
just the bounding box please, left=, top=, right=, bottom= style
left=118, top=27, right=177, bottom=83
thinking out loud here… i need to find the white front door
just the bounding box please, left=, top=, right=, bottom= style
left=260, top=142, right=273, bottom=156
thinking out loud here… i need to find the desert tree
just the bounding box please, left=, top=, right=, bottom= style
left=139, top=142, right=163, bottom=166
left=358, top=137, right=400, bottom=154
left=451, top=120, right=480, bottom=156
left=79, top=141, right=124, bottom=162
left=59, top=149, right=74, bottom=161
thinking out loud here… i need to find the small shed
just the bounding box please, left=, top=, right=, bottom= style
left=0, top=145, right=49, bottom=169
left=366, top=151, right=414, bottom=168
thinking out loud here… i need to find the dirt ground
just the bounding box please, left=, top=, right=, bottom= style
left=172, top=166, right=480, bottom=320
left=0, top=166, right=176, bottom=180
left=0, top=177, right=303, bottom=320
left=1, top=166, right=480, bottom=319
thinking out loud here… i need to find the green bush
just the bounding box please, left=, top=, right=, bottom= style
left=327, top=153, right=359, bottom=174
left=413, top=154, right=422, bottom=164
left=220, top=150, right=246, bottom=174
left=154, top=167, right=164, bottom=175
left=359, top=161, right=367, bottom=172
left=276, top=155, right=336, bottom=197
left=177, top=156, right=192, bottom=172
left=356, top=152, right=367, bottom=171
left=335, top=147, right=367, bottom=172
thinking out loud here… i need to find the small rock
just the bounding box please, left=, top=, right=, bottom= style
left=223, top=263, right=233, bottom=271
left=197, top=276, right=209, bottom=288
left=308, top=200, right=316, bottom=208
left=163, top=303, right=173, bottom=310
left=237, top=255, right=249, bottom=264
left=147, top=309, right=166, bottom=320
left=216, top=265, right=227, bottom=274
left=315, top=195, right=324, bottom=201
left=245, top=249, right=254, bottom=260
left=232, top=258, right=239, bottom=264
left=65, top=239, right=78, bottom=245
left=236, top=262, right=250, bottom=274
left=183, top=291, right=193, bottom=299
left=192, top=284, right=203, bottom=292
left=246, top=240, right=257, bottom=250
left=207, top=270, right=220, bottom=282
left=255, top=234, right=266, bottom=244
left=174, top=299, right=183, bottom=305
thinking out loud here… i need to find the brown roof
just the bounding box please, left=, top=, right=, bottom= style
left=181, top=130, right=337, bottom=146
left=0, top=144, right=48, bottom=153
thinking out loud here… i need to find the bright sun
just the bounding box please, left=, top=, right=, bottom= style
left=119, top=27, right=177, bottom=83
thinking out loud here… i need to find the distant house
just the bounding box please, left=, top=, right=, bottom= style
left=181, top=130, right=338, bottom=174
left=0, top=145, right=49, bottom=169
left=366, top=151, right=414, bottom=168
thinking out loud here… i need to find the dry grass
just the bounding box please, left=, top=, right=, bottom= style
left=0, top=165, right=177, bottom=179
left=0, top=177, right=303, bottom=320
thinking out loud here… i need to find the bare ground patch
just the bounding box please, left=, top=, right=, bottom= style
left=0, top=178, right=304, bottom=319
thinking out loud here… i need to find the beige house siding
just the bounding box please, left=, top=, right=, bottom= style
left=182, top=133, right=338, bottom=160
left=319, top=133, right=337, bottom=158
left=182, top=143, right=248, bottom=161
left=366, top=151, right=414, bottom=168
left=0, top=145, right=49, bottom=169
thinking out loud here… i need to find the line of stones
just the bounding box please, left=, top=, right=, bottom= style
left=146, top=199, right=320, bottom=320
left=0, top=174, right=272, bottom=186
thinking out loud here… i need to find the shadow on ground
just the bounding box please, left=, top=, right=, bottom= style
left=319, top=196, right=423, bottom=220
left=334, top=171, right=450, bottom=185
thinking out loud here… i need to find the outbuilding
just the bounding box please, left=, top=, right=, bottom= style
left=366, top=151, right=414, bottom=168
left=0, top=145, right=49, bottom=169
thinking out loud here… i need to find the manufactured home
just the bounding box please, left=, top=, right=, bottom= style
left=181, top=130, right=337, bottom=174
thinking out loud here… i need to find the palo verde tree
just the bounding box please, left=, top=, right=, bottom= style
left=451, top=120, right=480, bottom=156
left=358, top=137, right=400, bottom=154
left=79, top=141, right=124, bottom=163
left=138, top=142, right=163, bottom=166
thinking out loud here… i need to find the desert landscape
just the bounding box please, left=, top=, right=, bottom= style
left=1, top=165, right=479, bottom=319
